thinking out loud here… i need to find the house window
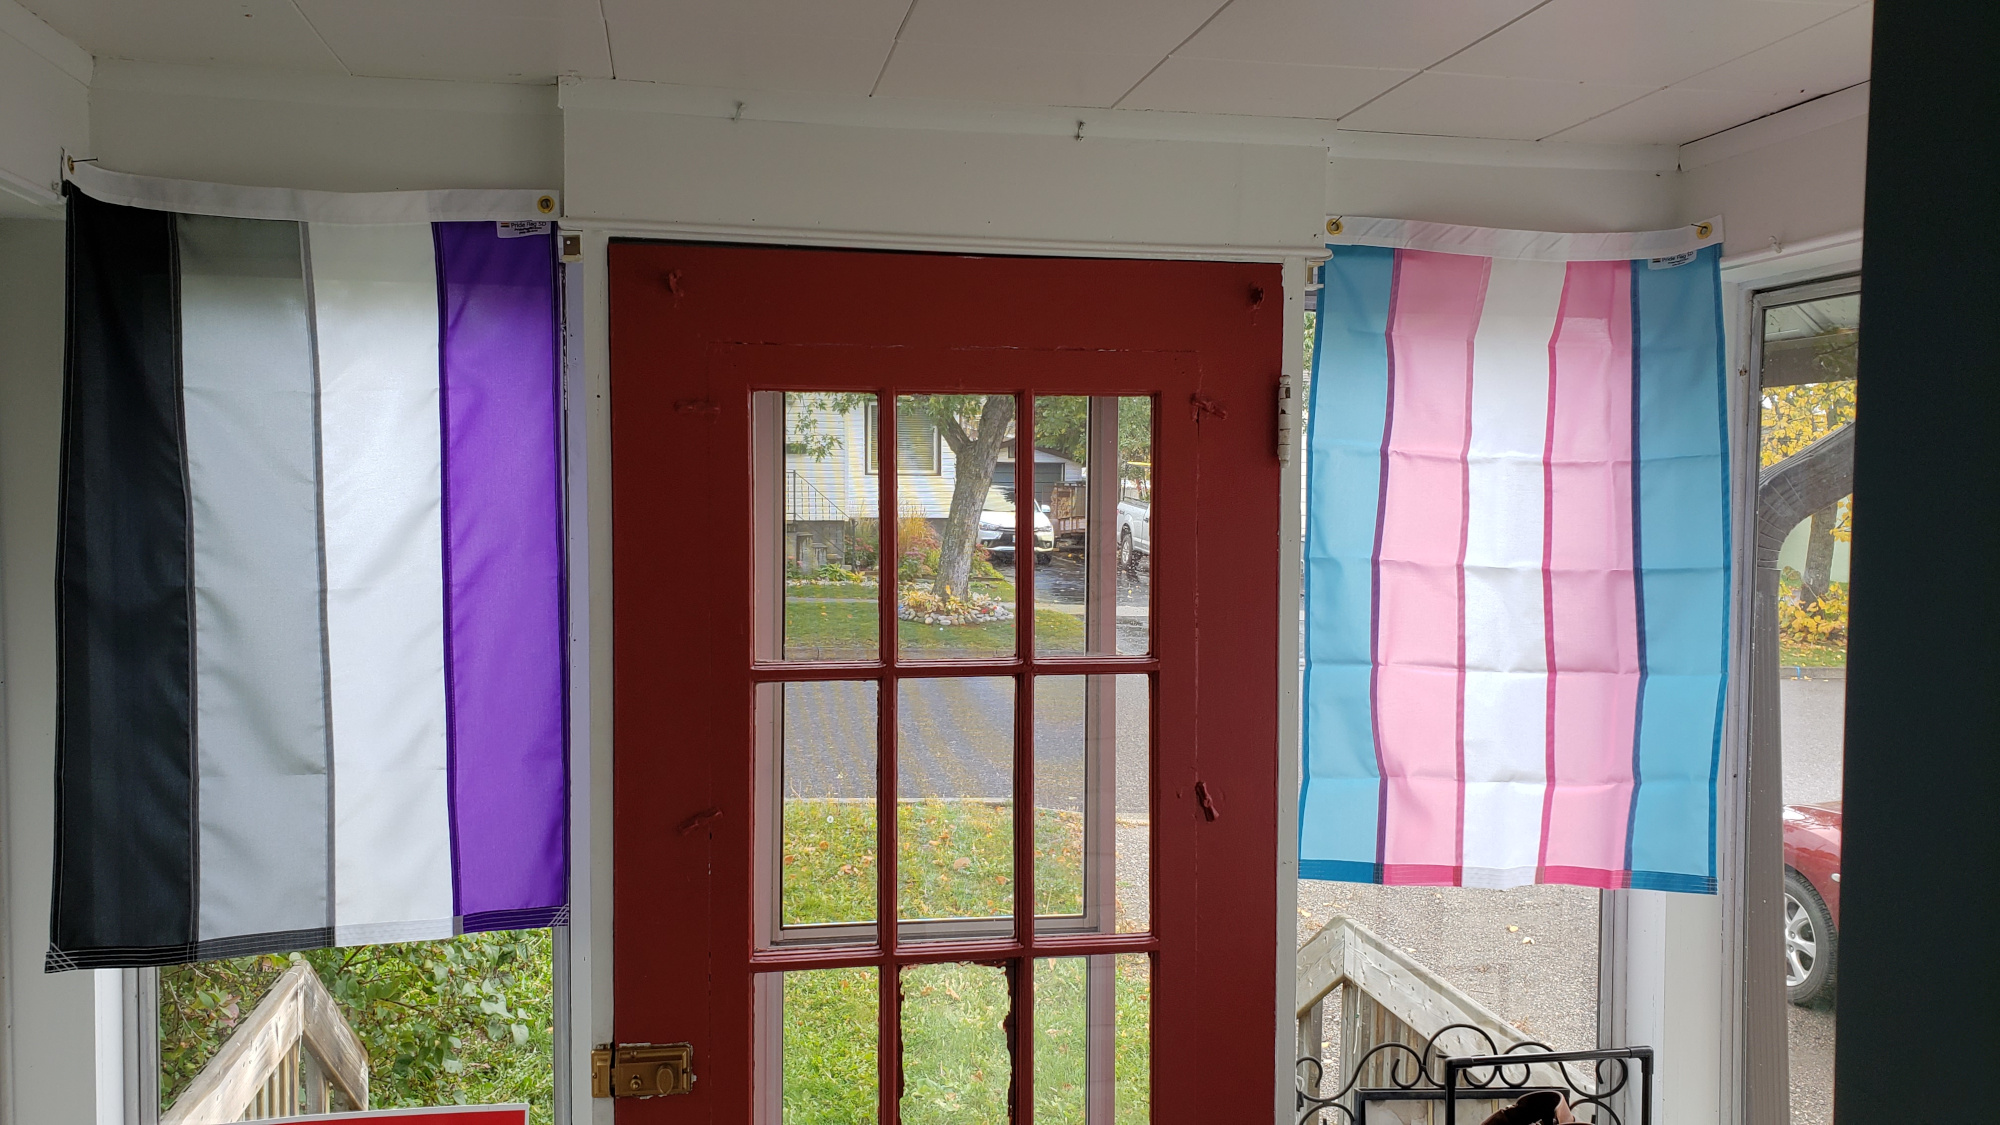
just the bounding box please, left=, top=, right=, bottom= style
left=864, top=402, right=942, bottom=475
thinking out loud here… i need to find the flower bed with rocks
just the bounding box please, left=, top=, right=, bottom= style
left=897, top=586, right=1014, bottom=626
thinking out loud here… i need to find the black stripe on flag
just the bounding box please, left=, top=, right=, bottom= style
left=48, top=187, right=197, bottom=968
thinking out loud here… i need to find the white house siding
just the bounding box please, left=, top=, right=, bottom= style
left=784, top=405, right=958, bottom=524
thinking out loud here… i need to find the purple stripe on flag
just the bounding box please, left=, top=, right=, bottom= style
left=434, top=222, right=566, bottom=921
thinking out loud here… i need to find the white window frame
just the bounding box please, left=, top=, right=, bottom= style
left=1719, top=270, right=1861, bottom=1124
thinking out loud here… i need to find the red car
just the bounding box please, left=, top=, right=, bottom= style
left=1782, top=801, right=1842, bottom=1005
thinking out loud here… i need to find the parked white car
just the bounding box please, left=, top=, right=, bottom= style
left=1117, top=479, right=1150, bottom=570
left=979, top=486, right=1055, bottom=558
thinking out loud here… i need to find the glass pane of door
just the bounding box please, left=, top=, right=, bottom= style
left=896, top=394, right=1020, bottom=661
left=900, top=962, right=1011, bottom=1124
left=1029, top=396, right=1153, bottom=658
left=765, top=680, right=879, bottom=939
left=759, top=391, right=883, bottom=662
left=898, top=676, right=1016, bottom=939
left=777, top=967, right=879, bottom=1124
left=1034, top=955, right=1151, bottom=1125
left=1033, top=674, right=1150, bottom=934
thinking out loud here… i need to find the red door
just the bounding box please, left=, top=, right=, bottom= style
left=609, top=243, right=1279, bottom=1123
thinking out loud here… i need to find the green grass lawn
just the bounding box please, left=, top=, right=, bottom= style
left=784, top=599, right=1084, bottom=660
left=780, top=952, right=1150, bottom=1125
left=779, top=801, right=1148, bottom=1123
left=781, top=799, right=1085, bottom=928
left=1779, top=639, right=1847, bottom=668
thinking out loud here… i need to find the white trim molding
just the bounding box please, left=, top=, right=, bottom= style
left=1326, top=215, right=1724, bottom=262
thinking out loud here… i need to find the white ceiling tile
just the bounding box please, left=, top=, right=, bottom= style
left=1338, top=71, right=1655, bottom=141
left=1545, top=85, right=1796, bottom=144
left=896, top=0, right=1221, bottom=58
left=1121, top=56, right=1411, bottom=119
left=1675, top=4, right=1870, bottom=95
left=24, top=0, right=347, bottom=72
left=1435, top=0, right=1850, bottom=87
left=873, top=41, right=1155, bottom=108
left=602, top=0, right=908, bottom=94
left=292, top=0, right=612, bottom=82
left=1176, top=0, right=1539, bottom=69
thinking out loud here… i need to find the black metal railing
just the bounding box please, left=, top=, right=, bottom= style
left=1297, top=1023, right=1652, bottom=1125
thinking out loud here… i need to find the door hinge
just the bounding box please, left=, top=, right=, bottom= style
left=1276, top=372, right=1294, bottom=463
left=591, top=1042, right=696, bottom=1098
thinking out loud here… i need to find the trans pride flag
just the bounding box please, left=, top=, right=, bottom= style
left=1299, top=218, right=1730, bottom=894
left=49, top=165, right=568, bottom=968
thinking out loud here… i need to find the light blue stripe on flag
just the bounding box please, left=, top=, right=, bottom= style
left=1626, top=243, right=1730, bottom=891
left=1300, top=245, right=1394, bottom=883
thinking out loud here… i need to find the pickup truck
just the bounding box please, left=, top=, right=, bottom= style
left=1116, top=479, right=1150, bottom=570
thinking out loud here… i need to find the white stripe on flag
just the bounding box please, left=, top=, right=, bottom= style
left=1460, top=257, right=1566, bottom=887
left=310, top=222, right=457, bottom=943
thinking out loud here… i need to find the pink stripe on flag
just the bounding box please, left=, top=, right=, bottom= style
left=1375, top=249, right=1490, bottom=884
left=1538, top=260, right=1640, bottom=884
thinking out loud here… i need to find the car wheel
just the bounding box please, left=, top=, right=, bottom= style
left=1785, top=867, right=1837, bottom=1006
left=1119, top=528, right=1135, bottom=572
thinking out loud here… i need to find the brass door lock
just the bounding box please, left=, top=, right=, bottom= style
left=590, top=1042, right=696, bottom=1098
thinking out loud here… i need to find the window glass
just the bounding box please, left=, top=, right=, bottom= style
left=1034, top=674, right=1149, bottom=934
left=865, top=401, right=942, bottom=475
left=1760, top=288, right=1858, bottom=1125
left=898, top=676, right=1015, bottom=940
left=1030, top=396, right=1151, bottom=658
left=896, top=393, right=1019, bottom=661
left=777, top=967, right=878, bottom=1123
left=764, top=391, right=882, bottom=662
left=770, top=680, right=879, bottom=937
left=900, top=962, right=1010, bottom=1124
left=159, top=931, right=556, bottom=1122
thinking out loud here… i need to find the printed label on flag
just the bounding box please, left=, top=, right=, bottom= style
left=497, top=221, right=552, bottom=239
left=1647, top=251, right=1697, bottom=270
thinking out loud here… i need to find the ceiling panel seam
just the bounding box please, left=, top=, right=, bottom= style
left=1330, top=0, right=1557, bottom=123
left=285, top=0, right=349, bottom=77
left=870, top=0, right=923, bottom=98
left=1536, top=4, right=1874, bottom=145
left=597, top=0, right=615, bottom=81
left=1107, top=0, right=1241, bottom=111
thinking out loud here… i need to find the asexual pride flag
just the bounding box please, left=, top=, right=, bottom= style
left=1300, top=218, right=1730, bottom=894
left=49, top=172, right=566, bottom=969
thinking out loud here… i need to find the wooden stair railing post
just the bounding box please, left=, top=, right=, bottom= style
left=161, top=962, right=369, bottom=1125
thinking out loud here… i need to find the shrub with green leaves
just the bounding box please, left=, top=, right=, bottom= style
left=161, top=930, right=555, bottom=1123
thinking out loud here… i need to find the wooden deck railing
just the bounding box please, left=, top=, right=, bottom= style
left=162, top=962, right=369, bottom=1124
left=1297, top=915, right=1574, bottom=1121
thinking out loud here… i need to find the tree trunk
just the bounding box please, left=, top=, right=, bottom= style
left=933, top=395, right=1016, bottom=601
left=1800, top=500, right=1841, bottom=605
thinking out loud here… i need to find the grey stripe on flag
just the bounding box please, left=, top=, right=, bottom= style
left=178, top=214, right=331, bottom=942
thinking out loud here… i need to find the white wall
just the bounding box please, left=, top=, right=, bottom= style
left=0, top=218, right=114, bottom=1125
left=88, top=60, right=560, bottom=194
left=1328, top=157, right=1681, bottom=234
left=560, top=84, right=1326, bottom=256
left=1681, top=86, right=1870, bottom=257
left=0, top=0, right=89, bottom=216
